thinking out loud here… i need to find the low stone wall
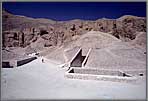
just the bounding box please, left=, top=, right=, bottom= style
left=82, top=48, right=92, bottom=67
left=65, top=72, right=136, bottom=83
left=2, top=62, right=13, bottom=68
left=17, top=57, right=37, bottom=66
left=65, top=67, right=137, bottom=82
left=68, top=68, right=131, bottom=77
left=2, top=57, right=37, bottom=68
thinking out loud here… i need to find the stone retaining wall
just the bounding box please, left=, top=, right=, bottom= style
left=67, top=68, right=131, bottom=77
left=69, top=48, right=91, bottom=68
left=2, top=61, right=13, bottom=68
left=65, top=67, right=138, bottom=82
left=65, top=71, right=136, bottom=83
left=82, top=48, right=92, bottom=67
left=17, top=57, right=37, bottom=66
left=2, top=57, right=37, bottom=68
left=70, top=48, right=84, bottom=67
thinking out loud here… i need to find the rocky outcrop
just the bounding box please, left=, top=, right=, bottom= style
left=2, top=9, right=146, bottom=49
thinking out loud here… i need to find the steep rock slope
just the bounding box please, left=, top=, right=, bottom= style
left=2, top=9, right=146, bottom=48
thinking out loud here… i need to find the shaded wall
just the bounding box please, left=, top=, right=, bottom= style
left=2, top=57, right=37, bottom=68
left=2, top=62, right=13, bottom=68
left=17, top=57, right=37, bottom=66
left=68, top=68, right=131, bottom=77
left=70, top=49, right=85, bottom=67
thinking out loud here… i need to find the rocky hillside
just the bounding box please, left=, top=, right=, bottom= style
left=2, top=9, right=146, bottom=49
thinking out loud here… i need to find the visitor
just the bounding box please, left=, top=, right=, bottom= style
left=42, top=58, right=44, bottom=63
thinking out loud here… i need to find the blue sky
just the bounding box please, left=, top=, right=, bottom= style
left=2, top=2, right=146, bottom=21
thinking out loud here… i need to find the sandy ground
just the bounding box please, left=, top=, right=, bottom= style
left=1, top=57, right=146, bottom=100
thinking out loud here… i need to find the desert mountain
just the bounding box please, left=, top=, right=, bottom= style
left=2, top=9, right=146, bottom=48
left=2, top=9, right=146, bottom=62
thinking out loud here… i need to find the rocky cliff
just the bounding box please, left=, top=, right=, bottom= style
left=2, top=9, right=146, bottom=49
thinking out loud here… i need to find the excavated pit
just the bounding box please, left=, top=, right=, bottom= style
left=64, top=48, right=144, bottom=82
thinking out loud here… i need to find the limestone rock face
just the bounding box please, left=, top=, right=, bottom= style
left=2, top=9, right=146, bottom=49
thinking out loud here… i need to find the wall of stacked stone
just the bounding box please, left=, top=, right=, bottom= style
left=71, top=68, right=126, bottom=76
left=82, top=48, right=91, bottom=67
left=65, top=72, right=137, bottom=83
left=17, top=57, right=37, bottom=66
left=70, top=48, right=84, bottom=67
left=2, top=57, right=37, bottom=68
left=2, top=61, right=13, bottom=68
